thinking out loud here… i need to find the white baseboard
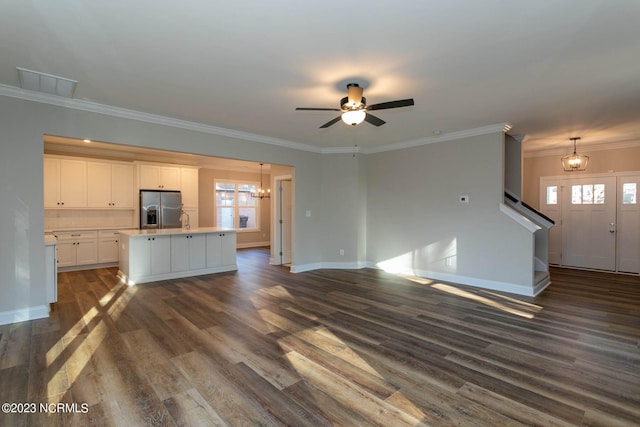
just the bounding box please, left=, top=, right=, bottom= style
left=237, top=241, right=270, bottom=249
left=290, top=261, right=369, bottom=273
left=290, top=263, right=324, bottom=273
left=0, top=305, right=49, bottom=326
left=291, top=260, right=539, bottom=296
left=410, top=268, right=538, bottom=297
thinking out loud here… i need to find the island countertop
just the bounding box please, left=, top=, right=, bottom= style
left=118, top=227, right=236, bottom=236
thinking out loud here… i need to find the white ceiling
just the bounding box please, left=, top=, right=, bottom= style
left=2, top=1, right=640, bottom=154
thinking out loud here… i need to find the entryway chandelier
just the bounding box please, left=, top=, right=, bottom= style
left=251, top=163, right=270, bottom=199
left=561, top=137, right=589, bottom=172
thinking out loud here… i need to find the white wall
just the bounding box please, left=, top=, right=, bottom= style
left=366, top=132, right=535, bottom=292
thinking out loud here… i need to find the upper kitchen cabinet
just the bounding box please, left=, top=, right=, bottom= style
left=180, top=167, right=199, bottom=207
left=138, top=164, right=181, bottom=190
left=44, top=157, right=87, bottom=208
left=87, top=161, right=135, bottom=208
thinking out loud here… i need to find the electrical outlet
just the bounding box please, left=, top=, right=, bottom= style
left=339, top=249, right=345, bottom=256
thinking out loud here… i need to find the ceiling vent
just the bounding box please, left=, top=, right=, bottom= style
left=17, top=67, right=77, bottom=98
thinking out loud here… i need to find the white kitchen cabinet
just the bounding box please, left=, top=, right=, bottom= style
left=138, top=164, right=181, bottom=190
left=130, top=234, right=172, bottom=277
left=206, top=232, right=236, bottom=268
left=118, top=228, right=236, bottom=285
left=87, top=161, right=135, bottom=208
left=45, top=236, right=57, bottom=303
left=98, top=230, right=121, bottom=263
left=171, top=233, right=206, bottom=272
left=180, top=167, right=199, bottom=206
left=44, top=157, right=87, bottom=208
left=55, top=231, right=98, bottom=267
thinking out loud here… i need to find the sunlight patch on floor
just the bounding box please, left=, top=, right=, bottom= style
left=396, top=273, right=434, bottom=285
left=46, top=280, right=136, bottom=401
left=431, top=283, right=542, bottom=318
left=284, top=349, right=425, bottom=426
left=257, top=285, right=427, bottom=424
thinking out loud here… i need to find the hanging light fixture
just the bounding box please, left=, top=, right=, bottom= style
left=561, top=137, right=589, bottom=172
left=251, top=163, right=270, bottom=199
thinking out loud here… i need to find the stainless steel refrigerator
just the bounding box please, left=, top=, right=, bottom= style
left=140, top=190, right=183, bottom=229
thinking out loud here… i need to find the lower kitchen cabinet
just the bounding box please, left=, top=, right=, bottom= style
left=98, top=230, right=121, bottom=263
left=206, top=232, right=236, bottom=268
left=130, top=234, right=172, bottom=278
left=55, top=231, right=98, bottom=268
left=171, top=234, right=206, bottom=272
left=118, top=228, right=236, bottom=285
left=45, top=236, right=57, bottom=303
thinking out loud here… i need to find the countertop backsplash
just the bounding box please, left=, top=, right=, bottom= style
left=45, top=209, right=136, bottom=232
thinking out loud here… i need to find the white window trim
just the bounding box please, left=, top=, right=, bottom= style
left=214, top=179, right=261, bottom=232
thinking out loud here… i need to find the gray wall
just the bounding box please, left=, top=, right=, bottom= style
left=317, top=153, right=367, bottom=266
left=505, top=134, right=523, bottom=199
left=366, top=132, right=534, bottom=289
left=0, top=95, right=328, bottom=318
left=0, top=93, right=538, bottom=321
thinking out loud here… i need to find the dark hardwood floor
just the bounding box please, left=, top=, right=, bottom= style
left=1, top=248, right=639, bottom=426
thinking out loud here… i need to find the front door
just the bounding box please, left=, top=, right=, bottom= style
left=561, top=176, right=617, bottom=270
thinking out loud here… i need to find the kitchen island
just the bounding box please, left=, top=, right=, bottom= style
left=117, top=227, right=236, bottom=285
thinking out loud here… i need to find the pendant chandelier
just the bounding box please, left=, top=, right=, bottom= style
left=251, top=163, right=270, bottom=199
left=561, top=137, right=589, bottom=172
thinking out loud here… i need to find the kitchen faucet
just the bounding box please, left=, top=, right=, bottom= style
left=181, top=210, right=190, bottom=230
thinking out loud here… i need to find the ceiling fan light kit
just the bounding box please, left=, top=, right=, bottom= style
left=561, top=137, right=589, bottom=172
left=296, top=82, right=414, bottom=128
left=341, top=110, right=367, bottom=126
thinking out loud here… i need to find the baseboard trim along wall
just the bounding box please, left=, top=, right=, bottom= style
left=237, top=241, right=270, bottom=249
left=0, top=305, right=49, bottom=326
left=292, top=261, right=540, bottom=297
left=290, top=261, right=368, bottom=273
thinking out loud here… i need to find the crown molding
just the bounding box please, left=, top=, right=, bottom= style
left=0, top=83, right=323, bottom=153
left=524, top=138, right=640, bottom=158
left=1, top=83, right=512, bottom=156
left=362, top=123, right=512, bottom=154
left=320, top=145, right=363, bottom=154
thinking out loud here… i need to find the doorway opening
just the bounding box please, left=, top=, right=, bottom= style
left=272, top=174, right=293, bottom=267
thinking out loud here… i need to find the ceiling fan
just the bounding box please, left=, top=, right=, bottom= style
left=296, top=83, right=415, bottom=128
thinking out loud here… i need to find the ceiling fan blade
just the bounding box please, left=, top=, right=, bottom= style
left=320, top=116, right=342, bottom=128
left=367, top=98, right=415, bottom=111
left=364, top=113, right=386, bottom=126
left=296, top=107, right=340, bottom=111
